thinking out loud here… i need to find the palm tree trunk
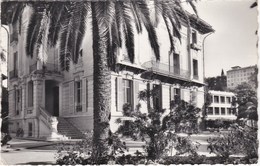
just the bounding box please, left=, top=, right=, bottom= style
left=91, top=2, right=111, bottom=162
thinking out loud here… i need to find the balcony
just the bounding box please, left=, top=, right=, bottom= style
left=142, top=60, right=190, bottom=80
left=10, top=32, right=18, bottom=43
left=29, top=62, right=60, bottom=74
left=190, top=43, right=201, bottom=51
left=9, top=69, right=18, bottom=79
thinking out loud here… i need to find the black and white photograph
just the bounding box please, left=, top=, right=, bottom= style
left=0, top=0, right=258, bottom=164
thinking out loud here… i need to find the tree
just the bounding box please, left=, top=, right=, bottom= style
left=2, top=1, right=197, bottom=162
left=232, top=83, right=257, bottom=124
left=205, top=75, right=227, bottom=91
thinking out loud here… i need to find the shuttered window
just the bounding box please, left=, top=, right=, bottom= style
left=152, top=84, right=162, bottom=110
left=75, top=80, right=82, bottom=112
left=123, top=79, right=133, bottom=107
left=28, top=81, right=33, bottom=107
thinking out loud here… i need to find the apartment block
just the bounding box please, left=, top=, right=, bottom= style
left=227, top=65, right=257, bottom=89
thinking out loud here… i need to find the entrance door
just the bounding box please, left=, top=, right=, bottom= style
left=53, top=86, right=59, bottom=117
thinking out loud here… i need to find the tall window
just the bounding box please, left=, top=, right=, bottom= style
left=174, top=88, right=181, bottom=99
left=226, top=97, right=231, bottom=103
left=153, top=84, right=162, bottom=110
left=123, top=79, right=133, bottom=106
left=208, top=107, right=213, bottom=115
left=28, top=123, right=33, bottom=137
left=75, top=80, right=82, bottom=112
left=28, top=81, right=34, bottom=107
left=173, top=54, right=180, bottom=74
left=15, top=88, right=22, bottom=115
left=227, top=108, right=232, bottom=115
left=215, top=107, right=220, bottom=115
left=221, top=108, right=226, bottom=115
left=220, top=96, right=225, bottom=103
left=192, top=30, right=197, bottom=44
left=193, top=59, right=198, bottom=78
left=214, top=96, right=219, bottom=103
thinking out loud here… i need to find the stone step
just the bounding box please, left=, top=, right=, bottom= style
left=57, top=117, right=85, bottom=139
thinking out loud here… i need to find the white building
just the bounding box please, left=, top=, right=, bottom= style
left=227, top=65, right=257, bottom=89
left=206, top=90, right=236, bottom=121
left=2, top=5, right=214, bottom=140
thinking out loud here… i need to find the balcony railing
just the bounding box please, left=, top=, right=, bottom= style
left=142, top=60, right=190, bottom=80
left=9, top=69, right=18, bottom=79
left=29, top=62, right=60, bottom=73
left=10, top=32, right=18, bottom=43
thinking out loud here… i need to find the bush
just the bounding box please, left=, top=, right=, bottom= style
left=159, top=155, right=258, bottom=165
left=207, top=123, right=258, bottom=159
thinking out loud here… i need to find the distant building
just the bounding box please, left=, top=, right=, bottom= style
left=206, top=90, right=236, bottom=122
left=227, top=65, right=257, bottom=89
left=205, top=70, right=227, bottom=91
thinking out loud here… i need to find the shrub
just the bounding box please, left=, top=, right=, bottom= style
left=116, top=89, right=201, bottom=161
left=207, top=123, right=258, bottom=159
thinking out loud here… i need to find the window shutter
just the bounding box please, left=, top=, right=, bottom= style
left=69, top=81, right=74, bottom=113
left=133, top=80, right=139, bottom=110
left=169, top=53, right=173, bottom=73
left=117, top=77, right=123, bottom=111
left=82, top=78, right=86, bottom=112
left=159, top=84, right=163, bottom=109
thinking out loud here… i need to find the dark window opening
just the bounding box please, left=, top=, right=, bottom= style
left=193, top=59, right=198, bottom=78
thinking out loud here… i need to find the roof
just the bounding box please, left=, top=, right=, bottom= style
left=227, top=65, right=257, bottom=73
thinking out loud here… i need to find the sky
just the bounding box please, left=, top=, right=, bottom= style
left=195, top=0, right=258, bottom=77
left=0, top=0, right=259, bottom=79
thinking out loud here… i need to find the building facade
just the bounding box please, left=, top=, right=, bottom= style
left=206, top=90, right=236, bottom=122
left=227, top=65, right=257, bottom=89
left=2, top=6, right=214, bottom=139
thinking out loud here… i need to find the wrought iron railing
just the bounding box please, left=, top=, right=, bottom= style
left=29, top=62, right=60, bottom=73
left=142, top=60, right=190, bottom=79
left=9, top=69, right=18, bottom=79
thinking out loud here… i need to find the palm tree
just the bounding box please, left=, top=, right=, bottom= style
left=2, top=0, right=197, bottom=161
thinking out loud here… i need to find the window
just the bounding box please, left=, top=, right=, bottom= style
left=227, top=108, right=232, bottom=115
left=28, top=81, right=34, bottom=107
left=153, top=84, right=162, bottom=110
left=173, top=54, right=180, bottom=75
left=226, top=97, right=231, bottom=103
left=220, top=96, right=225, bottom=103
left=191, top=30, right=197, bottom=44
left=208, top=107, right=213, bottom=115
left=174, top=88, right=181, bottom=99
left=123, top=79, right=133, bottom=107
left=28, top=123, right=33, bottom=137
left=15, top=88, right=22, bottom=115
left=214, top=96, right=219, bottom=103
left=193, top=59, right=198, bottom=78
left=215, top=107, right=220, bottom=115
left=75, top=80, right=82, bottom=112
left=14, top=52, right=18, bottom=71
left=221, top=108, right=226, bottom=115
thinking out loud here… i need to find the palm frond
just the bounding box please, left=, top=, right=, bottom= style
left=250, top=2, right=257, bottom=8
left=130, top=1, right=160, bottom=60
left=118, top=2, right=135, bottom=63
